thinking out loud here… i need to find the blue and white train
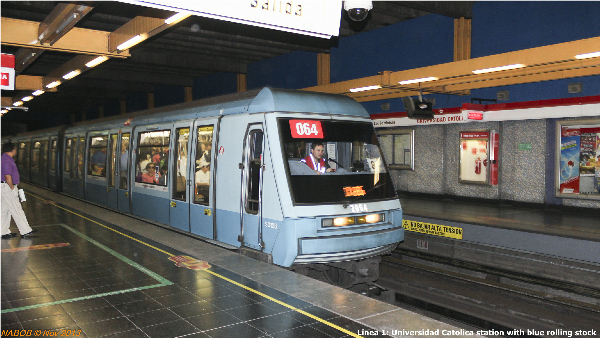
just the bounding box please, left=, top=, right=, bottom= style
left=4, top=88, right=404, bottom=286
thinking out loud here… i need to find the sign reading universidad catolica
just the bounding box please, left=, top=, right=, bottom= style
left=402, top=219, right=463, bottom=240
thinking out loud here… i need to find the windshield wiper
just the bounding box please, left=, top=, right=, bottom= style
left=342, top=182, right=385, bottom=208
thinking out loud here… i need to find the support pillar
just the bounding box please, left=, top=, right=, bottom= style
left=454, top=17, right=471, bottom=62
left=148, top=93, right=154, bottom=109
left=237, top=74, right=247, bottom=92
left=185, top=86, right=193, bottom=102
left=317, top=53, right=330, bottom=85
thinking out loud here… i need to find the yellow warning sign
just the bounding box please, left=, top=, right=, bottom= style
left=402, top=220, right=463, bottom=240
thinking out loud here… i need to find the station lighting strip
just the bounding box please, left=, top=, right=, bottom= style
left=348, top=50, right=600, bottom=94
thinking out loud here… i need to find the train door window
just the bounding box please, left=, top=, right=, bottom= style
left=108, top=134, right=118, bottom=187
left=50, top=139, right=57, bottom=171
left=65, top=139, right=72, bottom=175
left=173, top=128, right=189, bottom=201
left=194, top=126, right=214, bottom=205
left=135, top=130, right=170, bottom=186
left=18, top=142, right=26, bottom=166
left=76, top=137, right=84, bottom=180
left=245, top=130, right=263, bottom=214
left=40, top=140, right=48, bottom=173
left=88, top=136, right=108, bottom=177
left=31, top=142, right=41, bottom=169
left=119, top=133, right=130, bottom=189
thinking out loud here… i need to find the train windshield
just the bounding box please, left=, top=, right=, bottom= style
left=279, top=118, right=397, bottom=205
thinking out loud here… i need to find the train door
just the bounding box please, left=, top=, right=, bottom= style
left=40, top=139, right=48, bottom=188
left=169, top=122, right=192, bottom=232
left=131, top=125, right=171, bottom=224
left=85, top=132, right=109, bottom=206
left=73, top=136, right=85, bottom=199
left=241, top=125, right=265, bottom=250
left=63, top=137, right=75, bottom=195
left=49, top=138, right=58, bottom=190
left=116, top=132, right=132, bottom=213
left=189, top=120, right=218, bottom=238
left=30, top=140, right=41, bottom=185
left=106, top=132, right=119, bottom=210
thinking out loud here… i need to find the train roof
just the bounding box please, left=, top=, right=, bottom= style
left=3, top=88, right=369, bottom=138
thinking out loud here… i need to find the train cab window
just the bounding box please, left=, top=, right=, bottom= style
left=279, top=118, right=396, bottom=205
left=50, top=139, right=57, bottom=171
left=31, top=142, right=41, bottom=169
left=245, top=130, right=263, bottom=214
left=119, top=134, right=130, bottom=189
left=76, top=137, right=84, bottom=180
left=173, top=128, right=189, bottom=201
left=194, top=126, right=214, bottom=205
left=88, top=136, right=108, bottom=177
left=135, top=130, right=170, bottom=186
left=108, top=134, right=118, bottom=187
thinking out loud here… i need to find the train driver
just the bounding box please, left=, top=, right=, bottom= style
left=141, top=163, right=159, bottom=184
left=301, top=142, right=335, bottom=175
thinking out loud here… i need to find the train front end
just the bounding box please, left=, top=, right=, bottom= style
left=268, top=115, right=404, bottom=287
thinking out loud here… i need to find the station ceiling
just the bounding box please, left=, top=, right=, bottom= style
left=1, top=1, right=475, bottom=125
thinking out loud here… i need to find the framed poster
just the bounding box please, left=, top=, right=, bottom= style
left=556, top=119, right=600, bottom=199
left=459, top=131, right=490, bottom=184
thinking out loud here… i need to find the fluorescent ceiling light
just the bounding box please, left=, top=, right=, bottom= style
left=22, top=96, right=34, bottom=102
left=13, top=101, right=23, bottom=106
left=349, top=85, right=381, bottom=92
left=575, top=51, right=600, bottom=59
left=1, top=109, right=9, bottom=115
left=32, top=90, right=45, bottom=96
left=86, top=56, right=109, bottom=67
left=472, top=64, right=525, bottom=74
left=63, top=70, right=81, bottom=80
left=165, top=12, right=191, bottom=25
left=46, top=81, right=61, bottom=89
left=117, top=34, right=146, bottom=50
left=398, top=77, right=439, bottom=85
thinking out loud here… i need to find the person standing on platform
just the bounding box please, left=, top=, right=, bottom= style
left=1, top=142, right=36, bottom=239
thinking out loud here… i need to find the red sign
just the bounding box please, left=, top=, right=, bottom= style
left=460, top=131, right=489, bottom=139
left=289, top=120, right=324, bottom=139
left=1, top=73, right=8, bottom=86
left=1, top=53, right=15, bottom=90
left=467, top=111, right=484, bottom=120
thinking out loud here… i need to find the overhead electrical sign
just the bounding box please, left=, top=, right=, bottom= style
left=120, top=0, right=342, bottom=38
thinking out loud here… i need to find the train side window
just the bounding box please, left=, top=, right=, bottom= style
left=88, top=136, right=108, bottom=177
left=135, top=130, right=170, bottom=186
left=119, top=133, right=130, bottom=189
left=31, top=142, right=41, bottom=169
left=76, top=137, right=84, bottom=181
left=194, top=126, right=214, bottom=205
left=17, top=142, right=26, bottom=167
left=173, top=128, right=189, bottom=201
left=245, top=130, right=263, bottom=214
left=50, top=139, right=57, bottom=171
left=108, top=134, right=118, bottom=187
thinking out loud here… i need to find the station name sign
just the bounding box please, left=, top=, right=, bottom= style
left=119, top=0, right=341, bottom=38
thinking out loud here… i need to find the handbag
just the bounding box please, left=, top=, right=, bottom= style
left=176, top=175, right=186, bottom=192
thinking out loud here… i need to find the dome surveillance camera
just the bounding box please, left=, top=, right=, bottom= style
left=344, top=0, right=373, bottom=21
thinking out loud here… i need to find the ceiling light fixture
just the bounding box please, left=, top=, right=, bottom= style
left=575, top=51, right=600, bottom=59
left=117, top=34, right=147, bottom=51
left=165, top=12, right=191, bottom=25
left=46, top=81, right=61, bottom=89
left=398, top=77, right=439, bottom=85
left=63, top=70, right=81, bottom=80
left=32, top=90, right=45, bottom=96
left=472, top=64, right=525, bottom=74
left=22, top=96, right=34, bottom=102
left=86, top=56, right=109, bottom=67
left=13, top=101, right=23, bottom=106
left=349, top=85, right=382, bottom=92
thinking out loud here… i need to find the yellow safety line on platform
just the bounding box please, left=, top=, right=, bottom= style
left=28, top=191, right=365, bottom=338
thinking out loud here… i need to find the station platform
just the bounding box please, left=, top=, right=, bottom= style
left=397, top=194, right=600, bottom=288
left=2, top=184, right=477, bottom=338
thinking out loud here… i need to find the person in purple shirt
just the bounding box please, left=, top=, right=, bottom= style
left=1, top=142, right=35, bottom=239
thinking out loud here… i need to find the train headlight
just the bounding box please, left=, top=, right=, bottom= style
left=322, top=213, right=384, bottom=227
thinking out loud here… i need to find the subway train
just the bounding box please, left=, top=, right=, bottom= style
left=3, top=88, right=404, bottom=287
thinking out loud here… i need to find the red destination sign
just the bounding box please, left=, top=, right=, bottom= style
left=467, top=111, right=484, bottom=120
left=289, top=120, right=324, bottom=139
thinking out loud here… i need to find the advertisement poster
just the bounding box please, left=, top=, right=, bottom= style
left=560, top=134, right=580, bottom=194
left=459, top=132, right=489, bottom=183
